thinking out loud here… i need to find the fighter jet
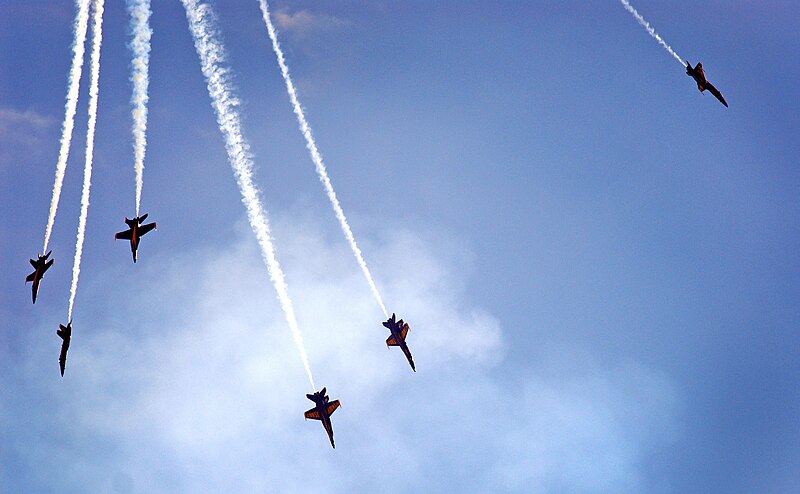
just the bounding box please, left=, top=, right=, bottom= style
left=25, top=251, right=53, bottom=304
left=685, top=61, right=728, bottom=107
left=57, top=322, right=72, bottom=377
left=115, top=214, right=156, bottom=263
left=382, top=313, right=416, bottom=372
left=304, top=387, right=341, bottom=449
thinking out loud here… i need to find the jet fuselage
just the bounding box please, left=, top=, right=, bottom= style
left=391, top=324, right=415, bottom=371
left=57, top=322, right=72, bottom=377
left=309, top=395, right=336, bottom=447
left=26, top=251, right=53, bottom=304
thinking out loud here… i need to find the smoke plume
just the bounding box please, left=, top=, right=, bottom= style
left=619, top=0, right=686, bottom=67
left=182, top=0, right=316, bottom=390
left=42, top=0, right=91, bottom=253
left=259, top=0, right=389, bottom=319
left=68, top=0, right=105, bottom=322
left=127, top=0, right=152, bottom=216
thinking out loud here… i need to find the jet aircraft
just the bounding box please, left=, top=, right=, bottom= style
left=304, top=387, right=341, bottom=448
left=115, top=214, right=156, bottom=263
left=382, top=313, right=416, bottom=372
left=57, top=322, right=72, bottom=377
left=25, top=251, right=53, bottom=304
left=685, top=61, right=728, bottom=107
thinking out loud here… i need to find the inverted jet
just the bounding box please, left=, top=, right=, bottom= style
left=304, top=387, right=341, bottom=449
left=25, top=251, right=53, bottom=304
left=685, top=61, right=728, bottom=107
left=115, top=214, right=156, bottom=263
left=382, top=313, right=415, bottom=372
left=57, top=322, right=72, bottom=377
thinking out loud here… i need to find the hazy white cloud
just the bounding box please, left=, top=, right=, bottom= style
left=0, top=108, right=53, bottom=131
left=3, top=218, right=679, bottom=493
left=273, top=9, right=348, bottom=36
left=0, top=108, right=55, bottom=164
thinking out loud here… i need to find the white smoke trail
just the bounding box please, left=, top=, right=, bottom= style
left=127, top=0, right=152, bottom=216
left=258, top=0, right=389, bottom=319
left=68, top=0, right=104, bottom=322
left=182, top=0, right=316, bottom=390
left=619, top=0, right=686, bottom=67
left=42, top=0, right=91, bottom=254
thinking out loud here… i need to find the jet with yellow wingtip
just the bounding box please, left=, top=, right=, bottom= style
left=382, top=313, right=415, bottom=372
left=304, top=387, right=340, bottom=449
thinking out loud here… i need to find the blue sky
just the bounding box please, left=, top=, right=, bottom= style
left=1, top=1, right=799, bottom=492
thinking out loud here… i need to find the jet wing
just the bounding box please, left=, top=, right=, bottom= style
left=139, top=222, right=157, bottom=236
left=326, top=400, right=340, bottom=416
left=115, top=229, right=133, bottom=240
left=705, top=82, right=728, bottom=107
left=26, top=272, right=36, bottom=283
left=399, top=323, right=409, bottom=340
left=304, top=409, right=322, bottom=420
left=386, top=323, right=410, bottom=347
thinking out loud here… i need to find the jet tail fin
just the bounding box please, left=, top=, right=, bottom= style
left=382, top=313, right=397, bottom=329
left=57, top=324, right=70, bottom=339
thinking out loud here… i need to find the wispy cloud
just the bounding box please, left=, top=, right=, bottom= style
left=273, top=8, right=348, bottom=37
left=0, top=108, right=54, bottom=136
left=0, top=108, right=55, bottom=164
left=2, top=219, right=679, bottom=493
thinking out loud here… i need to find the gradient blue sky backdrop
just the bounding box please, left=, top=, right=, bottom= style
left=1, top=1, right=799, bottom=492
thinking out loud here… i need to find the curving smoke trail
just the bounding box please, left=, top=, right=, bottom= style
left=182, top=0, right=316, bottom=390
left=43, top=0, right=91, bottom=254
left=127, top=0, right=152, bottom=216
left=68, top=0, right=105, bottom=322
left=619, top=0, right=686, bottom=67
left=258, top=0, right=389, bottom=319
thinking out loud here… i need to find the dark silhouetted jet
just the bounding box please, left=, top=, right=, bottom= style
left=115, top=214, right=156, bottom=263
left=25, top=251, right=54, bottom=304
left=686, top=61, right=728, bottom=107
left=382, top=313, right=415, bottom=372
left=304, top=387, right=341, bottom=448
left=57, top=322, right=72, bottom=377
